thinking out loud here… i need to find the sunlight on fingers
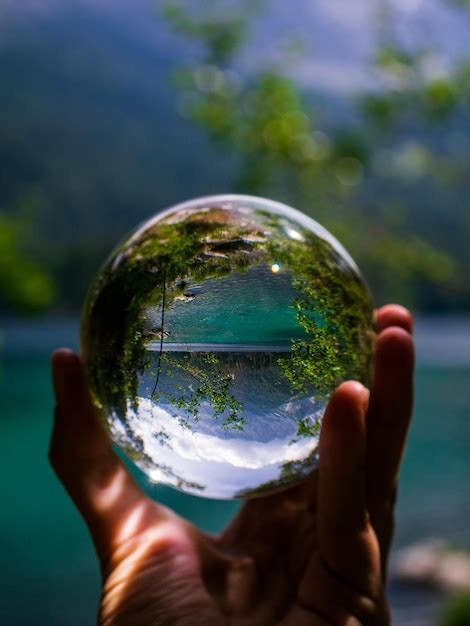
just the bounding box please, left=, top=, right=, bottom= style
left=114, top=502, right=151, bottom=546
left=93, top=467, right=129, bottom=514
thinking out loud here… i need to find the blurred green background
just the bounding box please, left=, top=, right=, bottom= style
left=1, top=0, right=469, bottom=624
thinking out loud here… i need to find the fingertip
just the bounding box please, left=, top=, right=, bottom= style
left=327, top=381, right=370, bottom=423
left=51, top=348, right=88, bottom=412
left=337, top=380, right=370, bottom=403
left=375, top=304, right=413, bottom=334
left=320, top=382, right=369, bottom=460
left=51, top=348, right=81, bottom=381
left=52, top=347, right=78, bottom=359
left=52, top=349, right=76, bottom=405
left=376, top=326, right=415, bottom=366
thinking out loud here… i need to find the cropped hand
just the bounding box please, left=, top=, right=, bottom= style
left=50, top=304, right=414, bottom=625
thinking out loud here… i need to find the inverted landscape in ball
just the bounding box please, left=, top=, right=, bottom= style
left=81, top=195, right=374, bottom=499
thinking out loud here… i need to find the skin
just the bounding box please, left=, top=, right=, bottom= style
left=50, top=304, right=414, bottom=626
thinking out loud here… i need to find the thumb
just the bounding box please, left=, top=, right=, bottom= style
left=50, top=348, right=151, bottom=563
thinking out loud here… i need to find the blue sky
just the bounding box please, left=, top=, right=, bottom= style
left=1, top=0, right=468, bottom=94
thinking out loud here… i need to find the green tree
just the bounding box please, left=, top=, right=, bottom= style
left=441, top=592, right=470, bottom=626
left=0, top=213, right=54, bottom=313
left=162, top=0, right=470, bottom=309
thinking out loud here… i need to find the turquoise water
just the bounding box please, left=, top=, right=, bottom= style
left=149, top=265, right=308, bottom=345
left=1, top=320, right=470, bottom=625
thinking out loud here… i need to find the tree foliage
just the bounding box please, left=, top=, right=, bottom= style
left=83, top=203, right=372, bottom=440
left=162, top=0, right=470, bottom=309
left=0, top=213, right=54, bottom=313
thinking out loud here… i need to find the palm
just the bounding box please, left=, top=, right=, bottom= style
left=50, top=305, right=414, bottom=626
left=97, top=471, right=387, bottom=625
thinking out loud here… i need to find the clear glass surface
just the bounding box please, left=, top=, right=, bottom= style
left=81, top=195, right=374, bottom=498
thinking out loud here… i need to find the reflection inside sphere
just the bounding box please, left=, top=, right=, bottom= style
left=81, top=195, right=374, bottom=499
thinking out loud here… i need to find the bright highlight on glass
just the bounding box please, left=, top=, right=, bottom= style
left=81, top=195, right=374, bottom=499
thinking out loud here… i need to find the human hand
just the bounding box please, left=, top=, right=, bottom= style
left=50, top=304, right=414, bottom=625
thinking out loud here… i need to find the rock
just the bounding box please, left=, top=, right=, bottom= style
left=174, top=293, right=196, bottom=302
left=392, top=539, right=470, bottom=592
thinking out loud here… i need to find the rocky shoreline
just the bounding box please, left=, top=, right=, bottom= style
left=389, top=539, right=470, bottom=625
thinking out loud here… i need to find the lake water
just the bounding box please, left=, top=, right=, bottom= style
left=1, top=317, right=469, bottom=625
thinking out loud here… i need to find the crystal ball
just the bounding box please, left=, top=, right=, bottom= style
left=81, top=195, right=374, bottom=499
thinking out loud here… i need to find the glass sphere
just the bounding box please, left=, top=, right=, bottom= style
left=81, top=195, right=374, bottom=499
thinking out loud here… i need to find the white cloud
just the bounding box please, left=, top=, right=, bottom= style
left=129, top=398, right=316, bottom=470
left=113, top=398, right=320, bottom=497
